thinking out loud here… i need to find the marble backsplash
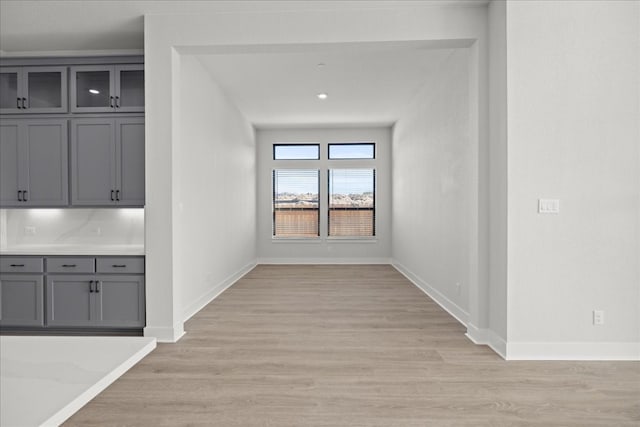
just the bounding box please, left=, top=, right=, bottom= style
left=0, top=209, right=144, bottom=250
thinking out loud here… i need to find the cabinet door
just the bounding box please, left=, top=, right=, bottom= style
left=115, top=65, right=144, bottom=112
left=0, top=67, right=22, bottom=114
left=70, top=65, right=115, bottom=113
left=0, top=274, right=44, bottom=327
left=0, top=121, right=27, bottom=207
left=115, top=118, right=145, bottom=206
left=23, top=120, right=69, bottom=206
left=94, top=275, right=145, bottom=328
left=22, top=66, right=68, bottom=113
left=46, top=275, right=95, bottom=327
left=70, top=119, right=117, bottom=206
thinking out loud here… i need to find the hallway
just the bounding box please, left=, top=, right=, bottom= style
left=66, top=265, right=640, bottom=426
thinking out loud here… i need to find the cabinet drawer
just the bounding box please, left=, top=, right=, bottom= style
left=96, top=257, right=144, bottom=274
left=47, top=257, right=95, bottom=273
left=0, top=257, right=44, bottom=273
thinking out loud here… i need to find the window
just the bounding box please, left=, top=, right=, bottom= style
left=272, top=169, right=319, bottom=237
left=328, top=169, right=375, bottom=237
left=273, top=144, right=319, bottom=160
left=328, top=143, right=375, bottom=159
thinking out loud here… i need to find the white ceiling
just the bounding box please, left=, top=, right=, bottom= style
left=0, top=0, right=487, bottom=54
left=197, top=45, right=456, bottom=127
left=0, top=0, right=478, bottom=126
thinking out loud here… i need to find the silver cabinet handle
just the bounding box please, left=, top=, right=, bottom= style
left=115, top=96, right=120, bottom=108
left=21, top=98, right=26, bottom=109
left=10, top=264, right=25, bottom=267
left=61, top=264, right=77, bottom=267
left=17, top=98, right=21, bottom=109
left=111, top=190, right=115, bottom=201
left=115, top=190, right=120, bottom=201
left=112, top=264, right=126, bottom=268
left=22, top=190, right=28, bottom=201
left=109, top=96, right=114, bottom=108
left=96, top=281, right=101, bottom=293
left=89, top=280, right=94, bottom=293
left=17, top=190, right=22, bottom=201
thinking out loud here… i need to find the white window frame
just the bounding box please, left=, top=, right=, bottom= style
left=270, top=141, right=378, bottom=241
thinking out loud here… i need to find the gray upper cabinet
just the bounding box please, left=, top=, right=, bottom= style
left=71, top=117, right=144, bottom=207
left=115, top=65, right=145, bottom=113
left=70, top=64, right=144, bottom=113
left=0, top=274, right=44, bottom=327
left=0, top=122, right=22, bottom=206
left=70, top=118, right=117, bottom=205
left=0, top=66, right=68, bottom=114
left=23, top=121, right=69, bottom=206
left=117, top=118, right=145, bottom=205
left=0, top=120, right=68, bottom=207
left=0, top=67, right=21, bottom=113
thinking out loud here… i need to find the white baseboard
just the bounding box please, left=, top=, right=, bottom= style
left=506, top=341, right=640, bottom=361
left=181, top=260, right=257, bottom=322
left=391, top=260, right=469, bottom=327
left=144, top=322, right=185, bottom=343
left=466, top=323, right=507, bottom=359
left=257, top=257, right=392, bottom=265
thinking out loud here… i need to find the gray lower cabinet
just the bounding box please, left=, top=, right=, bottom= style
left=95, top=275, right=145, bottom=327
left=70, top=117, right=144, bottom=207
left=0, top=255, right=145, bottom=331
left=0, top=119, right=68, bottom=207
left=0, top=274, right=44, bottom=326
left=47, top=274, right=145, bottom=328
left=46, top=275, right=94, bottom=327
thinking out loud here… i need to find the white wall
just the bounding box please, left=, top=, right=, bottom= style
left=176, top=55, right=256, bottom=322
left=485, top=0, right=508, bottom=354
left=256, top=127, right=391, bottom=263
left=0, top=208, right=143, bottom=250
left=505, top=0, right=639, bottom=359
left=392, top=49, right=473, bottom=323
left=144, top=3, right=489, bottom=341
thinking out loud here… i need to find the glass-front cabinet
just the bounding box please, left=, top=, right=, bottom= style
left=70, top=65, right=144, bottom=113
left=0, top=66, right=68, bottom=114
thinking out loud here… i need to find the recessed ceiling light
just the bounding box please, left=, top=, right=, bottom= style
left=88, top=89, right=100, bottom=94
left=317, top=93, right=328, bottom=100
left=317, top=63, right=325, bottom=68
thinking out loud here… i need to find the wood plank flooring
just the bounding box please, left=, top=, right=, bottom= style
left=65, top=265, right=640, bottom=426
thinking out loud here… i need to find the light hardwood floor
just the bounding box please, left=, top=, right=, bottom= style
left=66, top=265, right=640, bottom=426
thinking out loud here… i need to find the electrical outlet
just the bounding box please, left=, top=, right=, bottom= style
left=593, top=310, right=604, bottom=325
left=24, top=226, right=36, bottom=236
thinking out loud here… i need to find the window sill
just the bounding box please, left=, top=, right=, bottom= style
left=271, top=238, right=322, bottom=244
left=270, top=237, right=378, bottom=244
left=326, top=237, right=378, bottom=243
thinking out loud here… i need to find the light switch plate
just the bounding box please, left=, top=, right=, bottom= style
left=538, top=199, right=560, bottom=214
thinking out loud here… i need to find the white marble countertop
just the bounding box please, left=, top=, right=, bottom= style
left=0, top=244, right=145, bottom=256
left=1, top=335, right=156, bottom=427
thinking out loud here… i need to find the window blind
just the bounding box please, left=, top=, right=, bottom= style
left=328, top=169, right=375, bottom=237
left=272, top=169, right=320, bottom=237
